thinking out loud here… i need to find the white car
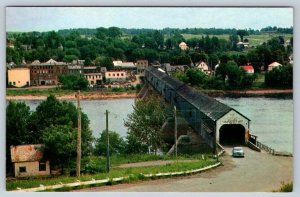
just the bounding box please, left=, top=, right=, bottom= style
left=232, top=147, right=245, bottom=157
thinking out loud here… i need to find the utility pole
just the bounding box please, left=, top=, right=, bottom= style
left=76, top=90, right=81, bottom=177
left=106, top=110, right=110, bottom=173
left=174, top=106, right=177, bottom=158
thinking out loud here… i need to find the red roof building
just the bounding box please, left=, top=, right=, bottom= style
left=241, top=65, right=254, bottom=74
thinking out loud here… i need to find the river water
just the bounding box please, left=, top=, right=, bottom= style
left=11, top=97, right=293, bottom=153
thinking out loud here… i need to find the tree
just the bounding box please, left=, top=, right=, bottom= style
left=94, top=56, right=114, bottom=70
left=58, top=74, right=89, bottom=90
left=29, top=95, right=93, bottom=155
left=107, top=27, right=122, bottom=38
left=225, top=61, right=243, bottom=88
left=41, top=125, right=77, bottom=174
left=6, top=101, right=33, bottom=172
left=237, top=30, right=249, bottom=42
left=94, top=130, right=125, bottom=156
left=95, top=27, right=108, bottom=39
left=186, top=68, right=206, bottom=86
left=265, top=65, right=293, bottom=88
left=173, top=70, right=189, bottom=83
left=123, top=132, right=148, bottom=154
left=152, top=30, right=164, bottom=49
left=171, top=54, right=191, bottom=66
left=124, top=96, right=166, bottom=153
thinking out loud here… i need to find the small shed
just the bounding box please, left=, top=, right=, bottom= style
left=10, top=144, right=50, bottom=178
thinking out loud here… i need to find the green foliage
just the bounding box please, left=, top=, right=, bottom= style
left=94, top=56, right=114, bottom=70
left=225, top=61, right=243, bottom=88
left=41, top=125, right=77, bottom=172
left=124, top=96, right=167, bottom=153
left=265, top=65, right=293, bottom=88
left=6, top=101, right=33, bottom=172
left=173, top=70, right=189, bottom=84
left=6, top=154, right=216, bottom=191
left=123, top=132, right=148, bottom=154
left=94, top=130, right=126, bottom=156
left=6, top=101, right=33, bottom=146
left=186, top=68, right=206, bottom=86
left=171, top=54, right=191, bottom=66
left=276, top=182, right=293, bottom=192
left=30, top=95, right=93, bottom=155
left=58, top=74, right=89, bottom=90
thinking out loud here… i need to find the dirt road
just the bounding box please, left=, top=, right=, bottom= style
left=74, top=146, right=293, bottom=192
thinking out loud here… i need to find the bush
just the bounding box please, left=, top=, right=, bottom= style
left=58, top=74, right=89, bottom=90
left=94, top=130, right=126, bottom=156
left=265, top=65, right=293, bottom=88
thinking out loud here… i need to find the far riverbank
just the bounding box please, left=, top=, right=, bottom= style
left=6, top=92, right=137, bottom=100
left=6, top=89, right=293, bottom=100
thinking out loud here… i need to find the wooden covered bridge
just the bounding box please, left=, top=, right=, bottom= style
left=143, top=67, right=252, bottom=153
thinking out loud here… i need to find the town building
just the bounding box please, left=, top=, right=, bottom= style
left=84, top=73, right=103, bottom=85
left=165, top=64, right=187, bottom=73
left=179, top=42, right=188, bottom=50
left=114, top=61, right=136, bottom=70
left=268, top=62, right=282, bottom=71
left=10, top=144, right=50, bottom=178
left=105, top=70, right=126, bottom=82
left=7, top=67, right=30, bottom=87
left=29, top=59, right=68, bottom=85
left=82, top=66, right=103, bottom=85
left=241, top=64, right=255, bottom=74
left=136, top=59, right=149, bottom=74
left=67, top=65, right=83, bottom=75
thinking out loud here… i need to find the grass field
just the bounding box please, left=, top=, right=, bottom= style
left=182, top=33, right=292, bottom=47
left=6, top=154, right=215, bottom=191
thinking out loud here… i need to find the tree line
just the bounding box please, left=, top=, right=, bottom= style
left=7, top=26, right=293, bottom=89
left=7, top=26, right=292, bottom=67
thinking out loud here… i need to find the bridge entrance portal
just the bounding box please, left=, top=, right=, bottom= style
left=219, top=124, right=245, bottom=145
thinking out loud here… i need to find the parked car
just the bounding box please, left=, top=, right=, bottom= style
left=232, top=147, right=245, bottom=157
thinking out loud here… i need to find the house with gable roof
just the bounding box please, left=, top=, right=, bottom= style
left=10, top=144, right=50, bottom=177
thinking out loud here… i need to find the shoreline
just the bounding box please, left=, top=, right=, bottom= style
left=6, top=92, right=137, bottom=100
left=6, top=89, right=293, bottom=100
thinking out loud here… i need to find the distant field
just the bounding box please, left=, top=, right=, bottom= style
left=182, top=33, right=293, bottom=47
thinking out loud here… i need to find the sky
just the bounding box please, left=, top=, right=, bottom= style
left=6, top=7, right=293, bottom=32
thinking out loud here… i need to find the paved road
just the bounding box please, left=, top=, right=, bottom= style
left=74, top=146, right=293, bottom=192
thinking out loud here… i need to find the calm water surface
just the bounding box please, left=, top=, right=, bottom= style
left=12, top=97, right=293, bottom=152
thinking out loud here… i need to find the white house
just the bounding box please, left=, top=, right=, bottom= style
left=196, top=61, right=211, bottom=74
left=268, top=62, right=282, bottom=71
left=179, top=42, right=188, bottom=50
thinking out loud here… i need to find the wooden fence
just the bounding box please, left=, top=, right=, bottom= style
left=256, top=140, right=275, bottom=155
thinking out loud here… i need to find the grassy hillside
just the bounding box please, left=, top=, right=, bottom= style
left=182, top=33, right=292, bottom=47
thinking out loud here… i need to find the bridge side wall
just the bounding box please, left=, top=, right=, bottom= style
left=145, top=68, right=216, bottom=151
left=175, top=95, right=216, bottom=150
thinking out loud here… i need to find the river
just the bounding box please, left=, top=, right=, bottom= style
left=11, top=97, right=293, bottom=153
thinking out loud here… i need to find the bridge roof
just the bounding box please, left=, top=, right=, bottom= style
left=149, top=67, right=166, bottom=80
left=161, top=76, right=185, bottom=90
left=177, top=85, right=237, bottom=121
left=150, top=67, right=185, bottom=90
